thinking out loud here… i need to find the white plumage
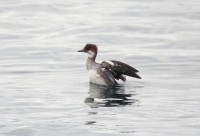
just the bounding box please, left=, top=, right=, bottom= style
left=88, top=70, right=106, bottom=85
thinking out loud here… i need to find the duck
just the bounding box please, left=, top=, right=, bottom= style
left=78, top=43, right=141, bottom=86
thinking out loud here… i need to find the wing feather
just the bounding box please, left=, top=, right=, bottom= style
left=102, top=68, right=117, bottom=84
left=101, top=60, right=141, bottom=81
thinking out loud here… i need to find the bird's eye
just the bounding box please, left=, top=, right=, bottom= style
left=85, top=46, right=89, bottom=50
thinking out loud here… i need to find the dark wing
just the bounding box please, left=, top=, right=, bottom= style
left=101, top=60, right=141, bottom=82
left=101, top=68, right=118, bottom=84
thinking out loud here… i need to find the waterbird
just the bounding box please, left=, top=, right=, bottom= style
left=78, top=44, right=141, bottom=86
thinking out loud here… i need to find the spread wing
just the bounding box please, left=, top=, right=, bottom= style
left=101, top=60, right=141, bottom=82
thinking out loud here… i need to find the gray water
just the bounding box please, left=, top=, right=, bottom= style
left=0, top=0, right=200, bottom=136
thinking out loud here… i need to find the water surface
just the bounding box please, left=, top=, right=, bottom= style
left=0, top=0, right=200, bottom=136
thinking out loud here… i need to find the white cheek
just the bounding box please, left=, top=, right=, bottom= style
left=87, top=50, right=95, bottom=58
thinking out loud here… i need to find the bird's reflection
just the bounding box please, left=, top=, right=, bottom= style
left=84, top=83, right=138, bottom=107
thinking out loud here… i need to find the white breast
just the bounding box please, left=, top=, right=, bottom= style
left=88, top=70, right=106, bottom=85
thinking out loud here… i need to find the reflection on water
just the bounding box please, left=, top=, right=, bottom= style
left=85, top=83, right=138, bottom=107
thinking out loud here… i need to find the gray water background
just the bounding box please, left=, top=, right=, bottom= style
left=0, top=0, right=200, bottom=136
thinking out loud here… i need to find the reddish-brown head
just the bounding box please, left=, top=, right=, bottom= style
left=78, top=43, right=98, bottom=54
